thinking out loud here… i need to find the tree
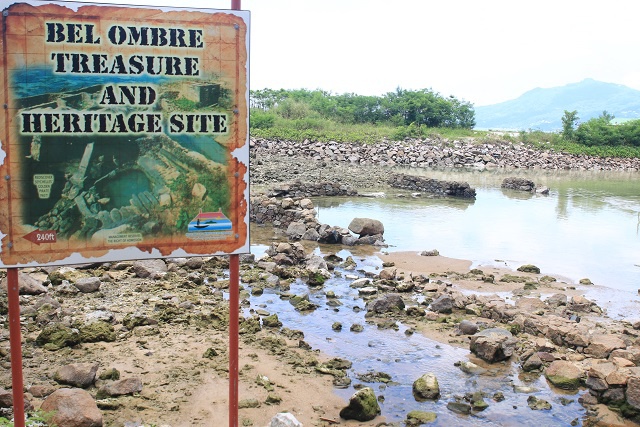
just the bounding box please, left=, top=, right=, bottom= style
left=561, top=110, right=579, bottom=141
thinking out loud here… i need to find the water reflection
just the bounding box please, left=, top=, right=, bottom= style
left=312, top=168, right=640, bottom=304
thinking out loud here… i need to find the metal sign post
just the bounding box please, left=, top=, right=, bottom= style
left=7, top=268, right=25, bottom=427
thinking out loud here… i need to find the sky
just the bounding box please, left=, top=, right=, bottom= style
left=80, top=0, right=640, bottom=106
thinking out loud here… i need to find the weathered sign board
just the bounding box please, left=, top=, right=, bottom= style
left=0, top=1, right=250, bottom=267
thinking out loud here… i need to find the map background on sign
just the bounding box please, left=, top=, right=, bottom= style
left=0, top=2, right=250, bottom=267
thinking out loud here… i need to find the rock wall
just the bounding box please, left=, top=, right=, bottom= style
left=250, top=137, right=640, bottom=171
left=388, top=174, right=476, bottom=199
left=268, top=180, right=357, bottom=198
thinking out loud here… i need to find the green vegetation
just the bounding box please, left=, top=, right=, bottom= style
left=0, top=410, right=57, bottom=426
left=250, top=87, right=475, bottom=143
left=249, top=88, right=640, bottom=158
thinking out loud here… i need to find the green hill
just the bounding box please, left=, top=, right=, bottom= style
left=474, top=79, right=640, bottom=131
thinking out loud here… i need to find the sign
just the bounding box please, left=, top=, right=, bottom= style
left=0, top=1, right=250, bottom=267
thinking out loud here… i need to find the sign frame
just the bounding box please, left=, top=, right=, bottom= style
left=0, top=0, right=251, bottom=268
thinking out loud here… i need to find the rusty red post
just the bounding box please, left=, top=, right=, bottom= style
left=7, top=268, right=25, bottom=427
left=229, top=2, right=241, bottom=426
left=228, top=254, right=240, bottom=427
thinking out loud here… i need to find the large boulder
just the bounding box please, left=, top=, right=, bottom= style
left=348, top=218, right=384, bottom=237
left=339, top=387, right=381, bottom=421
left=40, top=388, right=102, bottom=427
left=469, top=328, right=517, bottom=363
left=412, top=373, right=440, bottom=400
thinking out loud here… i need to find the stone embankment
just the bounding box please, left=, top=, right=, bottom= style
left=250, top=195, right=386, bottom=247
left=250, top=137, right=640, bottom=171
left=389, top=173, right=476, bottom=199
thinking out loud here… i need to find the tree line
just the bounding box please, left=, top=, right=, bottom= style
left=562, top=110, right=640, bottom=146
left=250, top=87, right=475, bottom=129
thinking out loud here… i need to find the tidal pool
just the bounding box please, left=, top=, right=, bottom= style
left=245, top=249, right=586, bottom=426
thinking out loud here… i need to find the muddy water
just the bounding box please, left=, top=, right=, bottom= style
left=246, top=246, right=585, bottom=426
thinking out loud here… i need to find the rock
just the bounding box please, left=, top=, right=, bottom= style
left=446, top=401, right=471, bottom=415
left=79, top=321, right=116, bottom=343
left=54, top=363, right=99, bottom=388
left=73, top=277, right=101, bottom=293
left=379, top=267, right=396, bottom=280
left=429, top=294, right=453, bottom=314
left=348, top=217, right=384, bottom=236
left=545, top=293, right=567, bottom=307
left=413, top=373, right=440, bottom=400
left=456, top=320, right=479, bottom=335
left=96, top=378, right=143, bottom=398
left=269, top=412, right=303, bottom=427
left=544, top=360, right=584, bottom=390
left=517, top=264, right=540, bottom=274
left=626, top=376, right=640, bottom=410
left=131, top=259, right=167, bottom=279
left=262, top=314, right=282, bottom=328
left=469, top=328, right=518, bottom=363
left=285, top=221, right=307, bottom=240
left=585, top=334, right=626, bottom=359
left=502, top=177, right=535, bottom=192
left=40, top=388, right=103, bottom=427
left=1, top=272, right=47, bottom=295
left=420, top=249, right=439, bottom=257
left=527, top=395, right=552, bottom=410
left=406, top=410, right=437, bottom=426
left=0, top=387, right=13, bottom=408
left=339, top=387, right=381, bottom=421
left=238, top=398, right=260, bottom=409
left=366, top=294, right=405, bottom=314
left=36, top=323, right=81, bottom=350
left=522, top=353, right=543, bottom=372
left=455, top=360, right=487, bottom=375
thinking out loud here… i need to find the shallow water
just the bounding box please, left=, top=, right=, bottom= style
left=313, top=168, right=640, bottom=319
left=247, top=168, right=640, bottom=424
left=245, top=249, right=586, bottom=426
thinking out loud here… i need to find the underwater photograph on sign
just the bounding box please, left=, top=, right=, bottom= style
left=0, top=1, right=250, bottom=267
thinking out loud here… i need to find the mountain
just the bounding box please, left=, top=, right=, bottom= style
left=474, top=79, right=640, bottom=131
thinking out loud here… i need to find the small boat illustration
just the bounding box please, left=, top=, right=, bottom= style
left=187, top=210, right=232, bottom=233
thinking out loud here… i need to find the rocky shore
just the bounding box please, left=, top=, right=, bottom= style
left=1, top=136, right=640, bottom=427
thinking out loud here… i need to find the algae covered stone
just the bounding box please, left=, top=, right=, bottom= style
left=545, top=360, right=584, bottom=390
left=413, top=373, right=440, bottom=400
left=406, top=410, right=437, bottom=426
left=36, top=323, right=81, bottom=350
left=339, top=387, right=381, bottom=421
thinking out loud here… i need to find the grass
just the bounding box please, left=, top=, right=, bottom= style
left=250, top=115, right=640, bottom=159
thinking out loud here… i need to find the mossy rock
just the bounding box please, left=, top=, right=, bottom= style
left=523, top=282, right=538, bottom=290
left=262, top=314, right=282, bottom=328
left=99, top=368, right=121, bottom=380
left=36, top=323, right=81, bottom=350
left=545, top=374, right=582, bottom=390
left=265, top=393, right=282, bottom=405
left=517, top=264, right=541, bottom=274
left=307, top=272, right=327, bottom=287
left=406, top=410, right=437, bottom=426
left=239, top=317, right=261, bottom=335
left=500, top=274, right=528, bottom=283
left=79, top=321, right=116, bottom=343
left=339, top=387, right=381, bottom=421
